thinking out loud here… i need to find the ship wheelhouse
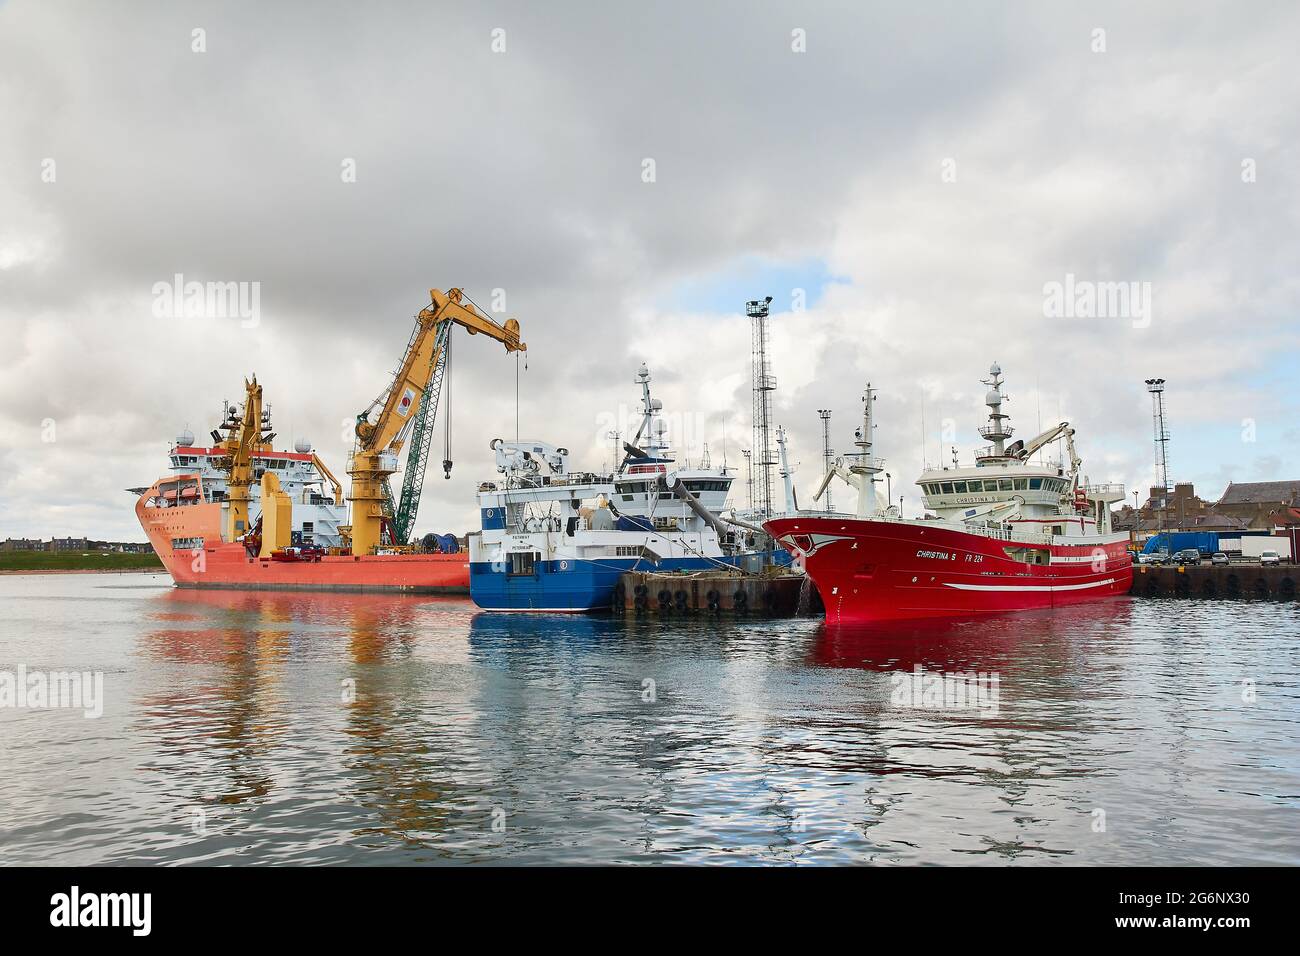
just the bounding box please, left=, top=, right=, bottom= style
left=151, top=418, right=347, bottom=548
left=917, top=466, right=1071, bottom=516
left=911, top=363, right=1126, bottom=537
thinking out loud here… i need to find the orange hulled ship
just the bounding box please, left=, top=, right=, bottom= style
left=132, top=287, right=525, bottom=593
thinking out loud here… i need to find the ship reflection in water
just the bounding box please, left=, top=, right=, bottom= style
left=0, top=574, right=1295, bottom=865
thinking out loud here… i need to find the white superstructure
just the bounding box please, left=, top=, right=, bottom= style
left=157, top=422, right=346, bottom=548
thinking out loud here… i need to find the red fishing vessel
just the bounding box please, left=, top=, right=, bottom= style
left=766, top=364, right=1132, bottom=623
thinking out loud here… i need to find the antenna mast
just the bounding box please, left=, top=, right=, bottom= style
left=818, top=408, right=833, bottom=513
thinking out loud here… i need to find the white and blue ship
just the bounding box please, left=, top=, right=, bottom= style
left=468, top=365, right=791, bottom=611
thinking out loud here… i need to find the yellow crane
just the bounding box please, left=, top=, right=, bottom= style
left=343, top=288, right=525, bottom=556
left=214, top=376, right=271, bottom=542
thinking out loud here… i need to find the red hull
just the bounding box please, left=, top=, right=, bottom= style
left=137, top=492, right=468, bottom=593
left=765, top=516, right=1133, bottom=624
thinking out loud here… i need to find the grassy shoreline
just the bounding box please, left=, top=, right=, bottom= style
left=0, top=551, right=164, bottom=572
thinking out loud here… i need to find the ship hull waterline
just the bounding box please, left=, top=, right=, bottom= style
left=137, top=493, right=469, bottom=594
left=765, top=515, right=1133, bottom=624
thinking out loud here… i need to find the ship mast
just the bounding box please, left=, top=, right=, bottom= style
left=812, top=381, right=886, bottom=518
left=848, top=384, right=884, bottom=516
left=979, top=362, right=1014, bottom=460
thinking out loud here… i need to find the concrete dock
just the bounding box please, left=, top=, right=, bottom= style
left=617, top=563, right=1297, bottom=617
left=617, top=569, right=821, bottom=615
left=1132, top=563, right=1297, bottom=600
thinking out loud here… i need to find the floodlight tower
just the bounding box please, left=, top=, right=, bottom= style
left=1145, top=377, right=1171, bottom=534
left=748, top=296, right=777, bottom=518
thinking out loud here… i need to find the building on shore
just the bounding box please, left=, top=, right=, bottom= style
left=1113, top=478, right=1300, bottom=551
left=1215, top=480, right=1300, bottom=529
left=0, top=537, right=46, bottom=552
left=1, top=537, right=154, bottom=554
left=49, top=537, right=90, bottom=552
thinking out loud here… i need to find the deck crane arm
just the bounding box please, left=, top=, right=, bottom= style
left=345, top=288, right=525, bottom=556
left=311, top=452, right=344, bottom=506
left=1062, top=426, right=1082, bottom=489
left=1008, top=421, right=1071, bottom=462
left=218, top=376, right=267, bottom=542
left=1007, top=420, right=1082, bottom=485
left=812, top=458, right=859, bottom=503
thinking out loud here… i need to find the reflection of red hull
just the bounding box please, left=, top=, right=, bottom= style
left=765, top=516, right=1133, bottom=624
left=136, top=488, right=469, bottom=593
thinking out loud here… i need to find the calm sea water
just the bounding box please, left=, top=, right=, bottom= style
left=1, top=572, right=1297, bottom=866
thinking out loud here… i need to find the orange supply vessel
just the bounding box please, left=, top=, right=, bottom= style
left=134, top=437, right=469, bottom=594
left=131, top=286, right=526, bottom=594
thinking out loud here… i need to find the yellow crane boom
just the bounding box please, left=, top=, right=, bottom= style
left=216, top=376, right=270, bottom=542
left=344, top=288, right=525, bottom=555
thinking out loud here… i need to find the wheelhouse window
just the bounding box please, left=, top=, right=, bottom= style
left=940, top=482, right=954, bottom=494
left=1029, top=478, right=1043, bottom=490
left=683, top=480, right=729, bottom=492
left=953, top=481, right=967, bottom=493
left=507, top=552, right=538, bottom=576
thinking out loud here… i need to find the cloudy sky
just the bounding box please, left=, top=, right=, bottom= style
left=1, top=0, right=1297, bottom=541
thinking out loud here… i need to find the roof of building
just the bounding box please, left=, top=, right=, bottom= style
left=1192, top=512, right=1251, bottom=530
left=1217, top=480, right=1300, bottom=505
left=1268, top=507, right=1300, bottom=527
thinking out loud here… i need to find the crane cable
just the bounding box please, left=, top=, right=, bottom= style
left=460, top=288, right=525, bottom=443
left=441, top=329, right=453, bottom=477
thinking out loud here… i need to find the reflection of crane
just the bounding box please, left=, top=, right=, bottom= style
left=344, top=288, right=525, bottom=556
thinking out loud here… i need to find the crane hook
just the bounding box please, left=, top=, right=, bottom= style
left=442, top=458, right=453, bottom=479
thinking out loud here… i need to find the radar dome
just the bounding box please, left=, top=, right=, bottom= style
left=985, top=389, right=1002, bottom=405
left=990, top=362, right=1001, bottom=375
left=176, top=428, right=195, bottom=446
left=294, top=437, right=312, bottom=454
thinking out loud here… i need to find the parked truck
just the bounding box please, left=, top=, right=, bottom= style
left=1240, top=536, right=1292, bottom=561
left=1141, top=531, right=1219, bottom=556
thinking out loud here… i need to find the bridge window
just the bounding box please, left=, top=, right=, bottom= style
left=1029, top=478, right=1043, bottom=490
left=507, top=552, right=538, bottom=576
left=941, top=482, right=954, bottom=494
left=683, top=480, right=729, bottom=492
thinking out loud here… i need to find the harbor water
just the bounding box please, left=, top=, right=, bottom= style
left=1, top=573, right=1297, bottom=865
